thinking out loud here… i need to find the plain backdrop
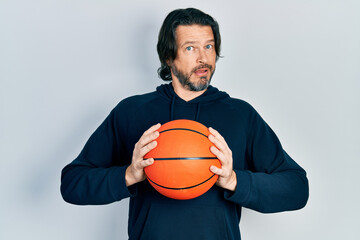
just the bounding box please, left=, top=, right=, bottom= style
left=1, top=0, right=359, bottom=239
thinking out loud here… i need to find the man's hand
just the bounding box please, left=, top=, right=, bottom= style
left=208, top=127, right=237, bottom=191
left=125, top=123, right=161, bottom=187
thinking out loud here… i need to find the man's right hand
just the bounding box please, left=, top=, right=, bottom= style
left=125, top=123, right=161, bottom=187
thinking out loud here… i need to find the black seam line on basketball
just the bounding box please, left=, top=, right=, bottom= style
left=147, top=174, right=216, bottom=190
left=153, top=157, right=218, bottom=161
left=159, top=128, right=208, bottom=138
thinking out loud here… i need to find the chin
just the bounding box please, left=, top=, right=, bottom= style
left=188, top=78, right=210, bottom=92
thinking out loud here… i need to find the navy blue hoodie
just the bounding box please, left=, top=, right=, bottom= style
left=61, top=83, right=309, bottom=240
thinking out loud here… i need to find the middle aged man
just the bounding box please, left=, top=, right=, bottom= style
left=61, top=8, right=309, bottom=240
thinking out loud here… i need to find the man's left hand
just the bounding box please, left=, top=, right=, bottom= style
left=208, top=127, right=237, bottom=191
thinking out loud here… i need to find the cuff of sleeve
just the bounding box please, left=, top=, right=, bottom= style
left=224, top=170, right=251, bottom=205
left=110, top=166, right=137, bottom=201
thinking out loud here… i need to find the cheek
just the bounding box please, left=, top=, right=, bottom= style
left=209, top=52, right=217, bottom=63
left=175, top=57, right=194, bottom=70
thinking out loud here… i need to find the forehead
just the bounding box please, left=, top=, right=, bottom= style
left=175, top=24, right=214, bottom=45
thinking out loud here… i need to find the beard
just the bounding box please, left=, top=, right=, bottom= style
left=170, top=63, right=215, bottom=92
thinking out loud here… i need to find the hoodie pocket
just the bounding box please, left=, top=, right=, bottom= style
left=140, top=202, right=230, bottom=240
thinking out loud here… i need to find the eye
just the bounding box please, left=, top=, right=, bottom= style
left=186, top=46, right=193, bottom=51
left=205, top=44, right=213, bottom=49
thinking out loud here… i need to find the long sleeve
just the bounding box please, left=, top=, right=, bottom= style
left=60, top=109, right=135, bottom=205
left=225, top=108, right=309, bottom=213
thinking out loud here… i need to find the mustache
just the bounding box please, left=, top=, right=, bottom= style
left=191, top=64, right=213, bottom=73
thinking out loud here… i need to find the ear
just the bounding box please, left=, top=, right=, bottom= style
left=166, top=59, right=171, bottom=67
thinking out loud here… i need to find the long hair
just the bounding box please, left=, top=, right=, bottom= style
left=157, top=8, right=221, bottom=81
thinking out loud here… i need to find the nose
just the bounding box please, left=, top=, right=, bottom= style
left=196, top=49, right=206, bottom=64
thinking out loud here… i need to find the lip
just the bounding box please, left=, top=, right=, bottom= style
left=194, top=68, right=209, bottom=76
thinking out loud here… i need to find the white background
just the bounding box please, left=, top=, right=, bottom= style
left=1, top=0, right=359, bottom=239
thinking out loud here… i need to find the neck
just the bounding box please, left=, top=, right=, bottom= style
left=171, top=81, right=207, bottom=102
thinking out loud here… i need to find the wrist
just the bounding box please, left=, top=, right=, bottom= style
left=225, top=171, right=237, bottom=191
left=125, top=166, right=135, bottom=187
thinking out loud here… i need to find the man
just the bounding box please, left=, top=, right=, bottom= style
left=61, top=8, right=309, bottom=240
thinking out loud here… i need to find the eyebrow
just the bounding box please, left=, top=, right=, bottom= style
left=180, top=39, right=215, bottom=48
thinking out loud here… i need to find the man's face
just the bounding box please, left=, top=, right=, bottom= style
left=169, top=24, right=217, bottom=91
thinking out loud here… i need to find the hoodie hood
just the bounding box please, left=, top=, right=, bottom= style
left=156, top=83, right=229, bottom=121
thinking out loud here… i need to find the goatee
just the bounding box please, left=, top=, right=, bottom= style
left=171, top=64, right=215, bottom=92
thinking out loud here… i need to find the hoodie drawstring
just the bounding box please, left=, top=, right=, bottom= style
left=170, top=94, right=176, bottom=121
left=195, top=103, right=201, bottom=121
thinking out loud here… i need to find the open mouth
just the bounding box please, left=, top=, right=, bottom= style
left=194, top=68, right=209, bottom=76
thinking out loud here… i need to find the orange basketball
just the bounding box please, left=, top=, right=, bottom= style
left=144, top=119, right=221, bottom=200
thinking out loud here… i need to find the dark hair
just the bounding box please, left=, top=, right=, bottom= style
left=157, top=8, right=221, bottom=81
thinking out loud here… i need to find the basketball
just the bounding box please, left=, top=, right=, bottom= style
left=144, top=119, right=221, bottom=200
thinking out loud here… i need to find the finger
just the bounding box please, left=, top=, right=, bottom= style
left=139, top=140, right=158, bottom=157
left=209, top=127, right=230, bottom=151
left=137, top=158, right=154, bottom=169
left=209, top=127, right=229, bottom=149
left=142, top=123, right=161, bottom=137
left=138, top=130, right=159, bottom=149
left=210, top=165, right=225, bottom=176
left=209, top=127, right=225, bottom=142
left=210, top=145, right=221, bottom=158
left=136, top=123, right=160, bottom=150
left=210, top=146, right=227, bottom=165
left=208, top=134, right=227, bottom=152
left=133, top=124, right=160, bottom=160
